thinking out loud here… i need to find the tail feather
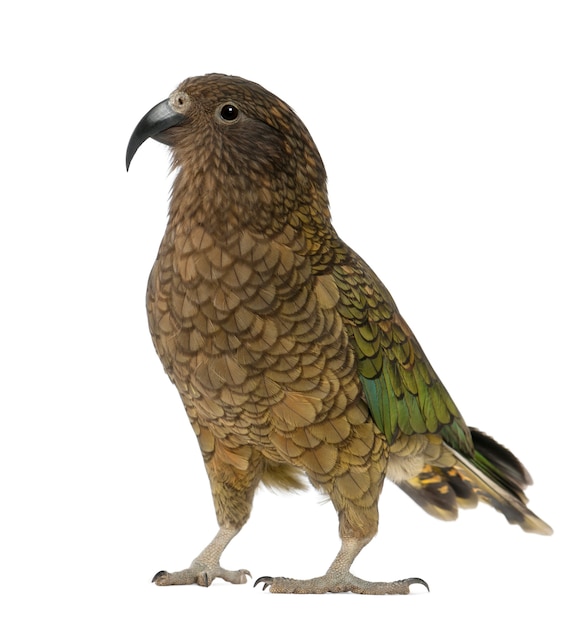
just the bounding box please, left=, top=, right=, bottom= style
left=399, top=465, right=478, bottom=521
left=450, top=431, right=553, bottom=535
left=468, top=428, right=532, bottom=502
left=399, top=429, right=553, bottom=535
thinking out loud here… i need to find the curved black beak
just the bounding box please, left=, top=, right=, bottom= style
left=126, top=99, right=187, bottom=171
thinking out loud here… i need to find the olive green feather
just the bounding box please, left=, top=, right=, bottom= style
left=332, top=256, right=473, bottom=455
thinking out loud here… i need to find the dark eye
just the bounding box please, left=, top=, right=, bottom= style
left=220, top=104, right=239, bottom=121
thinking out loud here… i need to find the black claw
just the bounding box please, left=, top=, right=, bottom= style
left=407, top=577, right=430, bottom=592
left=202, top=572, right=210, bottom=587
left=152, top=570, right=167, bottom=583
left=254, top=576, right=273, bottom=591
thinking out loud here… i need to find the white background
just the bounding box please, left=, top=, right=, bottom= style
left=2, top=1, right=573, bottom=623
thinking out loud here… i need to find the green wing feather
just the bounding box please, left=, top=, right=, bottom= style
left=332, top=250, right=473, bottom=455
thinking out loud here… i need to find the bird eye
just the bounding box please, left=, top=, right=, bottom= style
left=219, top=104, right=239, bottom=122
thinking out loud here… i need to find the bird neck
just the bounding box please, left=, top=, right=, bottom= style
left=169, top=162, right=327, bottom=231
left=166, top=167, right=344, bottom=273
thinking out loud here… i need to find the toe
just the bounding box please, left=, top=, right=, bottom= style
left=406, top=577, right=430, bottom=592
left=252, top=573, right=428, bottom=595
left=152, top=570, right=169, bottom=585
left=254, top=576, right=274, bottom=591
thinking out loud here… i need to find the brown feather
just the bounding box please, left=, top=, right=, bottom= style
left=129, top=74, right=551, bottom=593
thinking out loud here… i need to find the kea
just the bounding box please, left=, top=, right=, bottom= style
left=126, top=73, right=552, bottom=595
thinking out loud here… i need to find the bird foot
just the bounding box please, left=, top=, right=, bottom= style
left=254, top=572, right=428, bottom=595
left=153, top=562, right=251, bottom=587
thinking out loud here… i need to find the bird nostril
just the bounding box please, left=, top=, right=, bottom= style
left=170, top=92, right=189, bottom=111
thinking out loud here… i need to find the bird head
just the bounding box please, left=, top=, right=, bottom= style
left=126, top=74, right=330, bottom=233
left=126, top=74, right=328, bottom=184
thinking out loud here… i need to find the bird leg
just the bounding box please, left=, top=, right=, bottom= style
left=153, top=526, right=250, bottom=586
left=255, top=536, right=428, bottom=595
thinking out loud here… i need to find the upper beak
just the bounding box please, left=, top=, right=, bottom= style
left=126, top=99, right=187, bottom=171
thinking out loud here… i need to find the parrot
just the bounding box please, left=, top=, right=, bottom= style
left=126, top=73, right=552, bottom=595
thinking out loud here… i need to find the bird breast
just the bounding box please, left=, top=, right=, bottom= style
left=147, top=220, right=359, bottom=445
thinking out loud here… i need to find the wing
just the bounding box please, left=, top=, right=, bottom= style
left=331, top=247, right=473, bottom=455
